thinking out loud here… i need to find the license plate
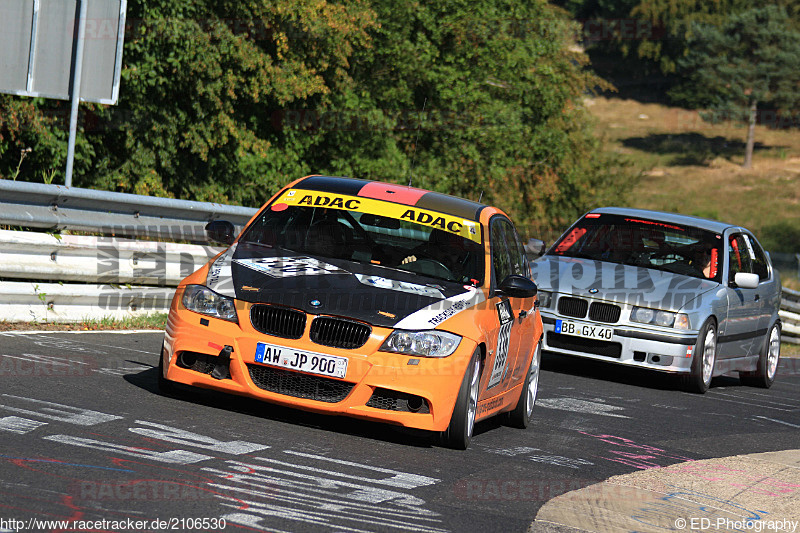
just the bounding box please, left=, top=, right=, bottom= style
left=555, top=319, right=613, bottom=341
left=254, top=342, right=348, bottom=379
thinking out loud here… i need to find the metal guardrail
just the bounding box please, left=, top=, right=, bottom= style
left=1, top=179, right=799, bottom=335
left=0, top=180, right=256, bottom=322
left=780, top=287, right=800, bottom=345
left=0, top=179, right=258, bottom=241
left=0, top=230, right=219, bottom=285
left=0, top=230, right=223, bottom=323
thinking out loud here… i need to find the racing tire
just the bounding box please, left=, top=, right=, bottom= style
left=440, top=348, right=481, bottom=450
left=506, top=343, right=541, bottom=429
left=157, top=342, right=177, bottom=396
left=684, top=319, right=717, bottom=394
left=740, top=323, right=781, bottom=389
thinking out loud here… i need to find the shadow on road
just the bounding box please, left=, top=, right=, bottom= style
left=124, top=365, right=442, bottom=448
left=541, top=351, right=739, bottom=392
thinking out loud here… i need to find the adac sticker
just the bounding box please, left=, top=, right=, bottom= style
left=235, top=256, right=349, bottom=278
left=274, top=189, right=482, bottom=244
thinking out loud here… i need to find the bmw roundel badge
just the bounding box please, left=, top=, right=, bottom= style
left=310, top=299, right=322, bottom=308
left=588, top=288, right=599, bottom=294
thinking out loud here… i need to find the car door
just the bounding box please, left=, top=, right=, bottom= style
left=485, top=217, right=535, bottom=394
left=506, top=222, right=536, bottom=382
left=744, top=234, right=779, bottom=335
left=720, top=232, right=761, bottom=358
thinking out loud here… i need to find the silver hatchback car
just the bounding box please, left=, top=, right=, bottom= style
left=532, top=207, right=782, bottom=393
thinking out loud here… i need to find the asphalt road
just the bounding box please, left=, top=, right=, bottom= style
left=1, top=331, right=799, bottom=533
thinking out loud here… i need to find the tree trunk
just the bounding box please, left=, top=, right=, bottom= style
left=743, top=99, right=757, bottom=168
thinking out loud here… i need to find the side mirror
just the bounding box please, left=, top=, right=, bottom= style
left=733, top=272, right=759, bottom=289
left=205, top=220, right=236, bottom=245
left=497, top=274, right=538, bottom=299
left=525, top=238, right=546, bottom=259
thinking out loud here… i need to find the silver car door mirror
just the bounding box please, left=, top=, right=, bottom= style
left=734, top=272, right=759, bottom=289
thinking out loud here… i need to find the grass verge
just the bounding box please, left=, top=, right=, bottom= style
left=0, top=313, right=168, bottom=332
left=587, top=96, right=800, bottom=257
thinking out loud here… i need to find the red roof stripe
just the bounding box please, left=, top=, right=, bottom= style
left=357, top=182, right=428, bottom=205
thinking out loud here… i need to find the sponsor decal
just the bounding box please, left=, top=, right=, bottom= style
left=487, top=321, right=512, bottom=389
left=235, top=256, right=349, bottom=278
left=427, top=300, right=468, bottom=326
left=241, top=285, right=259, bottom=291
left=497, top=300, right=513, bottom=325
left=743, top=234, right=756, bottom=259
left=478, top=396, right=505, bottom=415
left=393, top=289, right=486, bottom=330
left=274, top=189, right=482, bottom=244
left=206, top=244, right=237, bottom=297
left=354, top=274, right=445, bottom=299
left=297, top=194, right=362, bottom=210
left=399, top=209, right=463, bottom=234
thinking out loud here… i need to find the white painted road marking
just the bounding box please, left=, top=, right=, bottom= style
left=536, top=397, right=630, bottom=418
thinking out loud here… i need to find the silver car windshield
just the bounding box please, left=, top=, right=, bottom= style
left=240, top=205, right=485, bottom=285
left=548, top=213, right=723, bottom=282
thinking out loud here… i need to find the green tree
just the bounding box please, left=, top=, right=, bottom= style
left=672, top=6, right=800, bottom=168
left=0, top=96, right=68, bottom=182
left=557, top=0, right=799, bottom=76
left=1, top=0, right=633, bottom=237
left=92, top=0, right=377, bottom=203
left=630, top=0, right=754, bottom=74
left=314, top=0, right=632, bottom=233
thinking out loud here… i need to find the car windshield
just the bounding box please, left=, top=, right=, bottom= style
left=239, top=204, right=485, bottom=285
left=548, top=213, right=723, bottom=282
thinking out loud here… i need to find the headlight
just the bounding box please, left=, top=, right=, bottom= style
left=380, top=330, right=462, bottom=358
left=537, top=290, right=552, bottom=309
left=181, top=285, right=238, bottom=323
left=630, top=306, right=689, bottom=330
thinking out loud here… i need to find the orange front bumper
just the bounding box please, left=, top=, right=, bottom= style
left=162, top=290, right=477, bottom=432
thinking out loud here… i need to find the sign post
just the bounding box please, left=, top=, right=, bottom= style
left=65, top=0, right=89, bottom=187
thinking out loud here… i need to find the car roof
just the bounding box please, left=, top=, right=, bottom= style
left=589, top=207, right=737, bottom=234
left=293, top=175, right=488, bottom=221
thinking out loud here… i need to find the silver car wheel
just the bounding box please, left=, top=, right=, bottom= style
left=466, top=359, right=480, bottom=438
left=702, top=327, right=716, bottom=385
left=767, top=326, right=780, bottom=380
left=525, top=344, right=541, bottom=419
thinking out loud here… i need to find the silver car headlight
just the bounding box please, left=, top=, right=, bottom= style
left=380, top=330, right=462, bottom=358
left=537, top=290, right=552, bottom=309
left=182, top=285, right=238, bottom=323
left=630, top=306, right=689, bottom=330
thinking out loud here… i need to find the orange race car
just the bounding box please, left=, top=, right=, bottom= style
left=159, top=175, right=543, bottom=449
